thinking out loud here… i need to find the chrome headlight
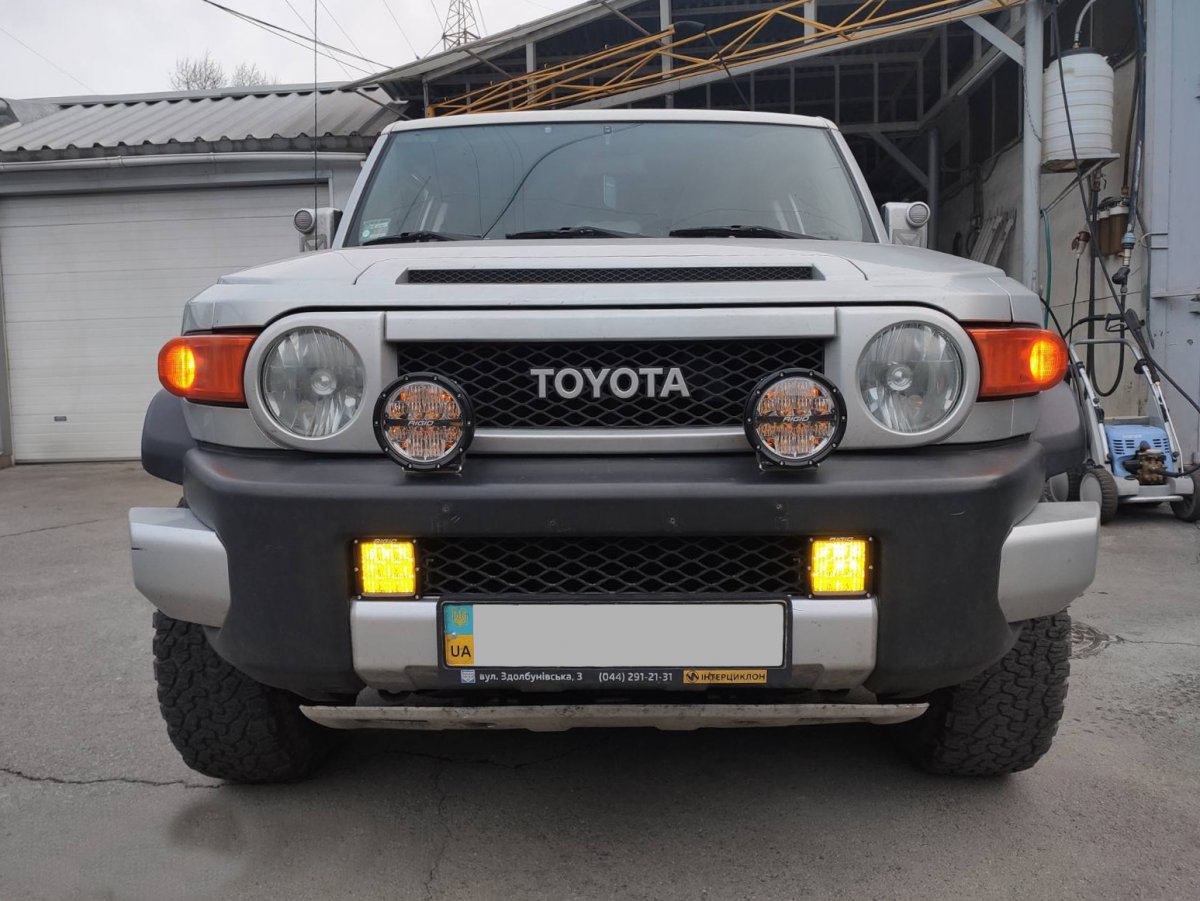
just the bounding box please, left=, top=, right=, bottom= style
left=261, top=327, right=365, bottom=438
left=857, top=322, right=963, bottom=433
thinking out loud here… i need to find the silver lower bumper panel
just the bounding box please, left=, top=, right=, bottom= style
left=129, top=507, right=230, bottom=628
left=997, top=501, right=1099, bottom=622
left=300, top=702, right=928, bottom=732
left=352, top=597, right=878, bottom=692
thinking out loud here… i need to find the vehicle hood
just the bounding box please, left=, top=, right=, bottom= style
left=185, top=238, right=1038, bottom=330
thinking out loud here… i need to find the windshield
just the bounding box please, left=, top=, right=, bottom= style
left=344, top=121, right=875, bottom=245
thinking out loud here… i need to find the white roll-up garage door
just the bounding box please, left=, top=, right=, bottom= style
left=0, top=183, right=323, bottom=461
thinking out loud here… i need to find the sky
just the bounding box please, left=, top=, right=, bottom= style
left=0, top=0, right=578, bottom=99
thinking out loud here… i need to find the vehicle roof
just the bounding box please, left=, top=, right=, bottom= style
left=381, top=108, right=835, bottom=135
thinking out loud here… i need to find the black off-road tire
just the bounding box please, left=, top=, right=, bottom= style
left=153, top=611, right=335, bottom=783
left=898, top=612, right=1071, bottom=776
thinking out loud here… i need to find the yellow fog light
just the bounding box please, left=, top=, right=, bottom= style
left=809, top=538, right=869, bottom=595
left=357, top=539, right=417, bottom=596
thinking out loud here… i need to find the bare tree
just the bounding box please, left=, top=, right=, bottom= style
left=169, top=51, right=226, bottom=91
left=231, top=62, right=276, bottom=87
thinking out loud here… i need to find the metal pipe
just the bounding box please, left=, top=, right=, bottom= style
left=1021, top=0, right=1043, bottom=292
left=1085, top=173, right=1100, bottom=376
left=1073, top=0, right=1099, bottom=47
left=927, top=126, right=939, bottom=249
left=0, top=151, right=366, bottom=173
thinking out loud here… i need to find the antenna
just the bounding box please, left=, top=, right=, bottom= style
left=312, top=0, right=319, bottom=214
left=441, top=0, right=482, bottom=50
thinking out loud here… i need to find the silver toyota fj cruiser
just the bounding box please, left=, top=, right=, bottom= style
left=131, top=110, right=1099, bottom=782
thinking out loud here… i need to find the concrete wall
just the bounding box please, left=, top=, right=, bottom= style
left=937, top=57, right=1146, bottom=421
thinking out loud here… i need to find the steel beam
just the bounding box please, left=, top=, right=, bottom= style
left=561, top=0, right=1023, bottom=112
left=1021, top=0, right=1044, bottom=291
left=927, top=125, right=940, bottom=247
left=600, top=0, right=652, bottom=36
left=963, top=14, right=1023, bottom=65
left=916, top=12, right=1025, bottom=129
left=839, top=121, right=921, bottom=135
left=660, top=0, right=673, bottom=106
left=869, top=130, right=929, bottom=188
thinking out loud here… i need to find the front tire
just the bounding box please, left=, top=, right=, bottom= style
left=153, top=611, right=335, bottom=783
left=899, top=612, right=1071, bottom=776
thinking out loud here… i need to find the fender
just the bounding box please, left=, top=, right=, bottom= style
left=141, top=390, right=197, bottom=485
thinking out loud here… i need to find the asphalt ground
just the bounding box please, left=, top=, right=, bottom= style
left=1, top=462, right=1198, bottom=901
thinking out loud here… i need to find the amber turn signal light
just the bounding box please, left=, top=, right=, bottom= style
left=157, top=334, right=256, bottom=405
left=967, top=327, right=1068, bottom=398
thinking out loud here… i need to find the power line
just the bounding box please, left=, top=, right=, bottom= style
left=510, top=0, right=560, bottom=13
left=379, top=0, right=419, bottom=58
left=200, top=0, right=385, bottom=68
left=317, top=0, right=367, bottom=58
left=283, top=0, right=354, bottom=79
left=0, top=23, right=96, bottom=93
left=217, top=9, right=373, bottom=76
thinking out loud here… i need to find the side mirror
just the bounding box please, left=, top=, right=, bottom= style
left=881, top=201, right=931, bottom=248
left=293, top=207, right=343, bottom=252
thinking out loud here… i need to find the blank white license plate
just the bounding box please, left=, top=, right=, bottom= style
left=442, top=602, right=786, bottom=668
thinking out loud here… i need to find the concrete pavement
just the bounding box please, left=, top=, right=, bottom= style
left=1, top=462, right=1198, bottom=900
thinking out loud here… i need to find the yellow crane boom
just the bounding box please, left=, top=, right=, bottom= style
left=428, top=0, right=1024, bottom=117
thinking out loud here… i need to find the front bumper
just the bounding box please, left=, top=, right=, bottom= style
left=130, top=441, right=1098, bottom=701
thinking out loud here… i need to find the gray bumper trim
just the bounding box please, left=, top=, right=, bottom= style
left=351, top=597, right=876, bottom=692
left=129, top=507, right=230, bottom=627
left=301, top=702, right=928, bottom=731
left=998, top=501, right=1099, bottom=622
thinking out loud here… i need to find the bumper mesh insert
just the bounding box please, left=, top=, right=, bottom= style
left=395, top=339, right=824, bottom=429
left=419, top=536, right=804, bottom=597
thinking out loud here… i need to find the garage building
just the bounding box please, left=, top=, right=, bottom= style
left=0, top=85, right=397, bottom=464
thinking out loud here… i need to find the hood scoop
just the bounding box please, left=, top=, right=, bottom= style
left=401, top=265, right=815, bottom=285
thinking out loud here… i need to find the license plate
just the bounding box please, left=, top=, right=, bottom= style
left=439, top=600, right=789, bottom=688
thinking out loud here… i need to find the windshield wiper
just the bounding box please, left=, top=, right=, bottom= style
left=361, top=230, right=481, bottom=245
left=506, top=226, right=641, bottom=239
left=667, top=224, right=821, bottom=240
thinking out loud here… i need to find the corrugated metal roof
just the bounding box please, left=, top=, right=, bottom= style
left=0, top=86, right=400, bottom=162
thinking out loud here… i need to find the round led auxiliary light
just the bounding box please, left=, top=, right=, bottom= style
left=373, top=373, right=474, bottom=471
left=744, top=370, right=847, bottom=468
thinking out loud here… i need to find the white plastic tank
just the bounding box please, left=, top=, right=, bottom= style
left=1042, top=49, right=1115, bottom=170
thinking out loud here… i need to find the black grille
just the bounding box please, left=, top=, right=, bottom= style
left=395, top=339, right=823, bottom=428
left=404, top=266, right=813, bottom=285
left=420, top=536, right=803, bottom=596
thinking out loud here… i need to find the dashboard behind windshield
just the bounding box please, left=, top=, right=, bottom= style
left=344, top=120, right=875, bottom=245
